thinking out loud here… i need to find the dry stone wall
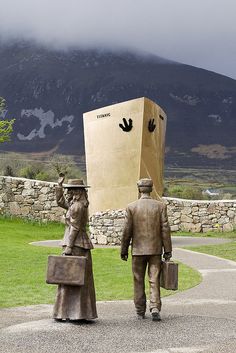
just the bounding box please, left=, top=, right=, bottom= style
left=89, top=209, right=125, bottom=245
left=89, top=197, right=236, bottom=245
left=164, top=197, right=236, bottom=233
left=0, top=177, right=235, bottom=245
left=0, top=176, right=64, bottom=222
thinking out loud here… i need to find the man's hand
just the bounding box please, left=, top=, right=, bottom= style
left=62, top=246, right=72, bottom=256
left=58, top=173, right=65, bottom=186
left=121, top=254, right=128, bottom=261
left=163, top=252, right=172, bottom=261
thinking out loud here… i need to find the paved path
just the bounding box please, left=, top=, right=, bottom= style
left=30, top=236, right=231, bottom=248
left=0, top=237, right=236, bottom=353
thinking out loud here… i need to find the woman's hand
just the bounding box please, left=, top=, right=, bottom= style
left=62, top=246, right=72, bottom=256
left=163, top=252, right=172, bottom=261
left=58, top=173, right=65, bottom=186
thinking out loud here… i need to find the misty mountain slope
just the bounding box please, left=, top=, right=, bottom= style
left=0, top=41, right=236, bottom=168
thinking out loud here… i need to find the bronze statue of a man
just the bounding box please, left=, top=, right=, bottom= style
left=53, top=174, right=97, bottom=321
left=120, top=178, right=172, bottom=321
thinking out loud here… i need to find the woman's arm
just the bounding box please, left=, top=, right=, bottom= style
left=55, top=186, right=69, bottom=210
left=55, top=174, right=69, bottom=210
left=63, top=202, right=82, bottom=255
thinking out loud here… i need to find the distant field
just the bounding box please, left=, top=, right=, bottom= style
left=0, top=153, right=235, bottom=198
left=165, top=167, right=236, bottom=184
left=164, top=167, right=236, bottom=198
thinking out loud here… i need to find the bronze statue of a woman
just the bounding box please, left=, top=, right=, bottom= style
left=53, top=174, right=97, bottom=321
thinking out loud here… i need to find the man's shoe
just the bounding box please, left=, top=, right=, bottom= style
left=151, top=308, right=161, bottom=321
left=137, top=313, right=145, bottom=320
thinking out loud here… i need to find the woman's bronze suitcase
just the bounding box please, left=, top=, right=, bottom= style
left=46, top=255, right=87, bottom=286
left=160, top=261, right=178, bottom=290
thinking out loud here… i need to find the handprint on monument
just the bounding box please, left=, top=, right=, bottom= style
left=119, top=118, right=133, bottom=132
left=148, top=119, right=156, bottom=132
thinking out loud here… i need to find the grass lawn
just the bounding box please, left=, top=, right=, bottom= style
left=173, top=230, right=236, bottom=239
left=0, top=217, right=201, bottom=308
left=186, top=241, right=236, bottom=262
left=173, top=229, right=236, bottom=262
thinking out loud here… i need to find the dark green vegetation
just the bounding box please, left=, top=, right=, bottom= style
left=0, top=217, right=201, bottom=308
left=0, top=97, right=14, bottom=143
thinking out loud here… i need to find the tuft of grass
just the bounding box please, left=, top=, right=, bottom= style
left=0, top=217, right=202, bottom=308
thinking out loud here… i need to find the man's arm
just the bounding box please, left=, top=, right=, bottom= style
left=120, top=207, right=133, bottom=261
left=161, top=204, right=172, bottom=260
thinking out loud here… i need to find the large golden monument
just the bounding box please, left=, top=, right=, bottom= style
left=83, top=97, right=167, bottom=214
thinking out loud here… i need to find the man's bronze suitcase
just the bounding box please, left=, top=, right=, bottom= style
left=46, top=255, right=87, bottom=286
left=160, top=261, right=178, bottom=290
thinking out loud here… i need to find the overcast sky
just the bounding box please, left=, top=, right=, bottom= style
left=0, top=0, right=236, bottom=79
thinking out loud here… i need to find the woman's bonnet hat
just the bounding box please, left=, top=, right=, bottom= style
left=63, top=179, right=90, bottom=188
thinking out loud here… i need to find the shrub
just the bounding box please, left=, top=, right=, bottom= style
left=3, top=165, right=14, bottom=176
left=166, top=185, right=205, bottom=200
left=181, top=186, right=203, bottom=200
left=19, top=165, right=41, bottom=179
left=35, top=171, right=50, bottom=181
left=167, top=185, right=185, bottom=198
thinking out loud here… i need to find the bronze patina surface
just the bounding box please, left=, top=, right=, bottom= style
left=52, top=174, right=97, bottom=321
left=46, top=255, right=87, bottom=286
left=121, top=178, right=172, bottom=321
left=160, top=261, right=178, bottom=290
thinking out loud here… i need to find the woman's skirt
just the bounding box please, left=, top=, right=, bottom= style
left=53, top=247, right=97, bottom=320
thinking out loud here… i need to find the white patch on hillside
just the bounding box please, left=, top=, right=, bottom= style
left=208, top=114, right=222, bottom=123
left=17, top=108, right=74, bottom=141
left=222, top=97, right=233, bottom=104
left=169, top=93, right=200, bottom=106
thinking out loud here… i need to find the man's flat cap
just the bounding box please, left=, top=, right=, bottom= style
left=137, top=178, right=153, bottom=187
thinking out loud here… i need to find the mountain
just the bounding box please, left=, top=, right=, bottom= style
left=0, top=40, right=236, bottom=168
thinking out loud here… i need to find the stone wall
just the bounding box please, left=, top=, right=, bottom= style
left=0, top=176, right=235, bottom=245
left=0, top=176, right=64, bottom=222
left=89, top=209, right=125, bottom=245
left=164, top=197, right=236, bottom=233
left=89, top=197, right=236, bottom=245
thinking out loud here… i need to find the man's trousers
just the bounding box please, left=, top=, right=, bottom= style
left=132, top=255, right=162, bottom=316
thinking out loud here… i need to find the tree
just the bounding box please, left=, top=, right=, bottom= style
left=166, top=185, right=205, bottom=200
left=0, top=97, right=15, bottom=143
left=49, top=154, right=83, bottom=179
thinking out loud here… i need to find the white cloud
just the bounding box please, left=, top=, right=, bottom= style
left=0, top=0, right=236, bottom=78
